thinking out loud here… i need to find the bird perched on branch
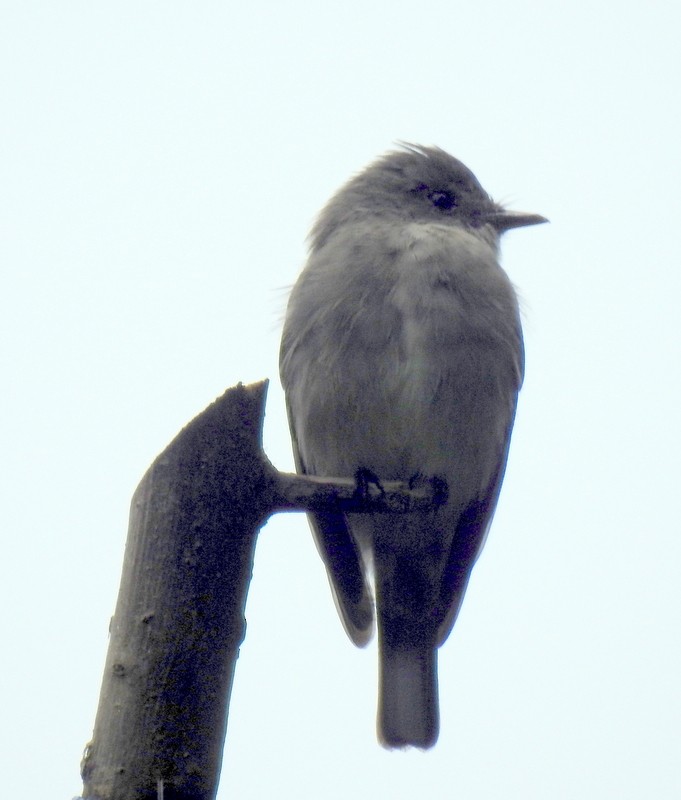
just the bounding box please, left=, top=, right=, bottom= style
left=280, top=144, right=546, bottom=748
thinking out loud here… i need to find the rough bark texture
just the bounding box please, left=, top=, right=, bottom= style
left=81, top=382, right=271, bottom=800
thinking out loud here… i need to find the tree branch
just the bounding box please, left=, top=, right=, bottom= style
left=80, top=380, right=444, bottom=800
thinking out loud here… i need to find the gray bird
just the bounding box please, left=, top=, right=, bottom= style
left=280, top=144, right=546, bottom=748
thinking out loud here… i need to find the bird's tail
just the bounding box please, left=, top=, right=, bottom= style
left=378, top=642, right=439, bottom=748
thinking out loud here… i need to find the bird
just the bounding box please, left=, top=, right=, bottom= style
left=279, top=144, right=546, bottom=748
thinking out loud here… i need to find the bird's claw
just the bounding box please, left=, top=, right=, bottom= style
left=353, top=468, right=385, bottom=502
left=409, top=473, right=449, bottom=507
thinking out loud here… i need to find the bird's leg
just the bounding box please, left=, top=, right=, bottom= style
left=430, top=476, right=449, bottom=506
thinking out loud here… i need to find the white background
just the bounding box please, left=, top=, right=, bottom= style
left=2, top=2, right=680, bottom=798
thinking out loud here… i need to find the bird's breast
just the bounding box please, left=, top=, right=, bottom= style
left=282, top=221, right=522, bottom=496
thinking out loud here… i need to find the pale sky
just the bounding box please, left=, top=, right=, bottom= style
left=2, top=2, right=680, bottom=798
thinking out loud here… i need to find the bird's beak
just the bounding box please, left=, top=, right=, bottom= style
left=483, top=209, right=549, bottom=232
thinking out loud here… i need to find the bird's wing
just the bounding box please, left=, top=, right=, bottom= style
left=435, top=403, right=519, bottom=646
left=286, top=399, right=374, bottom=647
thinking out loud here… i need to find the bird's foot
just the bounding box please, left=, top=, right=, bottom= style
left=409, top=473, right=449, bottom=507
left=353, top=468, right=385, bottom=502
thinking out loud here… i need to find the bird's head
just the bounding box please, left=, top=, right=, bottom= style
left=311, top=144, right=547, bottom=249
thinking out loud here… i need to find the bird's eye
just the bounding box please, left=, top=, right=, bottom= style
left=410, top=183, right=458, bottom=212
left=429, top=190, right=457, bottom=211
